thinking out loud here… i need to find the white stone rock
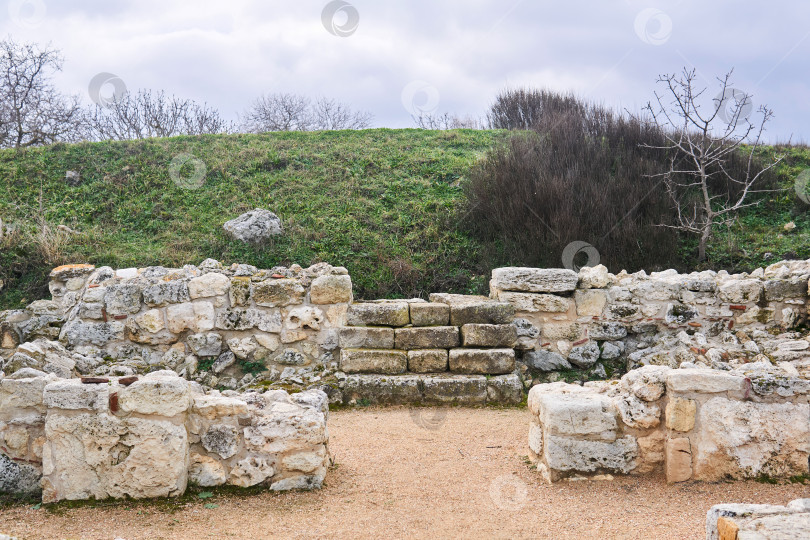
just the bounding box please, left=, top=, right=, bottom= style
left=188, top=273, right=230, bottom=300
left=188, top=453, right=227, bottom=487
left=118, top=376, right=191, bottom=416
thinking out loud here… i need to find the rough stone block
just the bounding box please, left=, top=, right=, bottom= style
left=166, top=302, right=215, bottom=334
left=394, top=327, right=459, bottom=349
left=460, top=324, right=517, bottom=347
left=118, top=375, right=191, bottom=416
left=143, top=280, right=190, bottom=307
left=665, top=397, right=697, bottom=432
left=422, top=375, right=487, bottom=404
left=338, top=327, right=395, bottom=349
left=523, top=350, right=572, bottom=371
left=252, top=279, right=306, bottom=307
left=341, top=374, right=422, bottom=404
left=574, top=289, right=607, bottom=317
left=486, top=374, right=524, bottom=404
left=340, top=349, right=407, bottom=374
left=491, top=267, right=579, bottom=293
left=588, top=322, right=627, bottom=341
left=544, top=435, right=638, bottom=474
left=718, top=279, right=763, bottom=304
left=449, top=301, right=515, bottom=326
left=310, top=275, right=353, bottom=304
left=665, top=437, right=692, bottom=483
left=665, top=369, right=745, bottom=394
left=497, top=292, right=571, bottom=313
left=407, top=349, right=448, bottom=373
left=188, top=272, right=230, bottom=300
left=346, top=302, right=410, bottom=327
left=448, top=348, right=514, bottom=375
left=43, top=380, right=109, bottom=412
left=541, top=322, right=581, bottom=341
left=537, top=393, right=617, bottom=437
left=409, top=302, right=450, bottom=326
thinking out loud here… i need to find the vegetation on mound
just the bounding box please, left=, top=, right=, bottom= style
left=0, top=129, right=502, bottom=308
left=0, top=129, right=808, bottom=311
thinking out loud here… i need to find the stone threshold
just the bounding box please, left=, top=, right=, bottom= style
left=338, top=373, right=524, bottom=405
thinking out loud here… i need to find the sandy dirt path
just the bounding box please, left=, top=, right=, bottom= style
left=0, top=407, right=807, bottom=539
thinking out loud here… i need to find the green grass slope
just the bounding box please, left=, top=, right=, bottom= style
left=1, top=130, right=808, bottom=311
left=0, top=129, right=503, bottom=308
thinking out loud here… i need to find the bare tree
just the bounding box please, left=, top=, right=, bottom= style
left=240, top=93, right=372, bottom=132
left=311, top=97, right=372, bottom=130
left=413, top=112, right=484, bottom=130
left=240, top=93, right=313, bottom=132
left=0, top=39, right=83, bottom=148
left=642, top=68, right=783, bottom=261
left=86, top=89, right=230, bottom=140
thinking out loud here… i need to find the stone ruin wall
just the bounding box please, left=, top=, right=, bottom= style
left=0, top=370, right=329, bottom=503
left=527, top=365, right=809, bottom=484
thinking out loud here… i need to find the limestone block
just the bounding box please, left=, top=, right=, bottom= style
left=448, top=348, right=515, bottom=375
left=460, top=324, right=517, bottom=347
left=310, top=275, right=353, bottom=304
left=285, top=306, right=325, bottom=331
left=118, top=375, right=191, bottom=416
left=215, top=308, right=281, bottom=333
left=132, top=309, right=166, bottom=334
left=229, top=277, right=251, bottom=306
left=616, top=394, right=661, bottom=429
left=446, top=301, right=515, bottom=327
left=665, top=397, right=697, bottom=432
left=544, top=435, right=638, bottom=474
left=338, top=327, right=395, bottom=349
left=636, top=431, right=665, bottom=474
left=243, top=404, right=327, bottom=455
left=340, top=349, right=407, bottom=374
left=201, top=424, right=239, bottom=459
left=186, top=333, right=223, bottom=357
left=192, top=394, right=248, bottom=419
left=104, top=284, right=142, bottom=316
left=142, top=281, right=190, bottom=307
left=541, top=322, right=581, bottom=341
left=409, top=302, right=450, bottom=326
left=42, top=413, right=188, bottom=502
left=537, top=393, right=617, bottom=438
left=5, top=340, right=76, bottom=379
left=665, top=437, right=692, bottom=483
left=575, top=290, right=607, bottom=317
left=621, top=365, right=670, bottom=401
left=764, top=277, right=807, bottom=301
left=578, top=265, right=612, bottom=289
left=491, top=267, right=579, bottom=293
left=341, top=374, right=423, bottom=404
left=43, top=380, right=109, bottom=412
left=523, top=350, right=572, bottom=371
left=497, top=292, right=571, bottom=313
left=421, top=375, right=487, bottom=404
left=188, top=272, right=230, bottom=300
left=226, top=337, right=257, bottom=360
left=60, top=320, right=125, bottom=347
left=567, top=342, right=600, bottom=368
left=665, top=369, right=745, bottom=394
left=346, top=302, right=410, bottom=327
left=0, top=452, right=42, bottom=495
left=694, top=397, right=810, bottom=481
left=282, top=448, right=328, bottom=474
left=0, top=375, right=53, bottom=413
left=486, top=374, right=524, bottom=404
left=718, top=279, right=763, bottom=303
left=407, top=349, right=448, bottom=373
left=252, top=279, right=305, bottom=307
left=166, top=302, right=215, bottom=334
left=394, top=327, right=460, bottom=349
left=189, top=453, right=227, bottom=486
left=588, top=322, right=627, bottom=340
left=600, top=342, right=622, bottom=360
left=529, top=421, right=543, bottom=455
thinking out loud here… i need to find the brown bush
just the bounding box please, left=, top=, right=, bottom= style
left=466, top=89, right=773, bottom=272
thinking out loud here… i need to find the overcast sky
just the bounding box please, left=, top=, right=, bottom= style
left=4, top=0, right=809, bottom=140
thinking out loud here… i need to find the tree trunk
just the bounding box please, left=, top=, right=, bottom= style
left=698, top=225, right=712, bottom=262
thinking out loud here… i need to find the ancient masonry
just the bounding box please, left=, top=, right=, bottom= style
left=707, top=498, right=810, bottom=539
left=1, top=258, right=809, bottom=500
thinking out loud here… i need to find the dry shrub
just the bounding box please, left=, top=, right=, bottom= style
left=466, top=89, right=772, bottom=272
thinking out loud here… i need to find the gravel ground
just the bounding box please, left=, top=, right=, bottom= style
left=0, top=407, right=807, bottom=539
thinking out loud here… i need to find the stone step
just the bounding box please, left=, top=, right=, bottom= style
left=339, top=373, right=524, bottom=405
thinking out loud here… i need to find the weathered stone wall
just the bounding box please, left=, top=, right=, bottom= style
left=707, top=498, right=810, bottom=539
left=337, top=294, right=523, bottom=405
left=1, top=260, right=352, bottom=391
left=0, top=371, right=329, bottom=502
left=492, top=261, right=810, bottom=383
left=527, top=365, right=809, bottom=483
left=2, top=258, right=810, bottom=405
